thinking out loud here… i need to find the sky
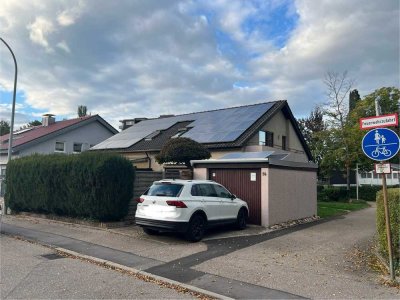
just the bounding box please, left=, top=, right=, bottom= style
left=0, top=0, right=399, bottom=130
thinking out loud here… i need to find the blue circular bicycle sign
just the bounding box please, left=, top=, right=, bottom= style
left=362, top=128, right=400, bottom=161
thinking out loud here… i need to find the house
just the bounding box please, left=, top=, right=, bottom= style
left=0, top=114, right=118, bottom=195
left=92, top=100, right=312, bottom=171
left=329, top=165, right=400, bottom=187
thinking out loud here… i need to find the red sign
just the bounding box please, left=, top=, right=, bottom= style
left=360, top=113, right=398, bottom=130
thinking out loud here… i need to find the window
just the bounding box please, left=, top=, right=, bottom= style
left=214, top=184, right=232, bottom=198
left=259, top=131, right=273, bottom=147
left=259, top=131, right=266, bottom=146
left=144, top=183, right=183, bottom=197
left=367, top=172, right=372, bottom=178
left=361, top=172, right=367, bottom=179
left=55, top=141, right=65, bottom=152
left=373, top=172, right=378, bottom=179
left=282, top=136, right=287, bottom=150
left=386, top=174, right=392, bottom=179
left=191, top=184, right=217, bottom=197
left=393, top=173, right=398, bottom=179
left=145, top=130, right=161, bottom=141
left=73, top=143, right=83, bottom=153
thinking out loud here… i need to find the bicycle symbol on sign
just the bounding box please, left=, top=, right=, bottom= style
left=371, top=146, right=392, bottom=158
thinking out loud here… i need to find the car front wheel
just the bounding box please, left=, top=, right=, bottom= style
left=236, top=208, right=247, bottom=230
left=185, top=214, right=206, bottom=242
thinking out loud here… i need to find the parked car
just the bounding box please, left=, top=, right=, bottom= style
left=135, top=179, right=249, bottom=242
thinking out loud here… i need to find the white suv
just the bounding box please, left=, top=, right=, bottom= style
left=135, top=179, right=249, bottom=242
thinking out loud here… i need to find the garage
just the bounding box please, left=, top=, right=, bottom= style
left=191, top=152, right=317, bottom=227
left=209, top=168, right=261, bottom=225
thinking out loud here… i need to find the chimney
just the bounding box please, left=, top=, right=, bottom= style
left=119, top=118, right=147, bottom=130
left=42, top=114, right=56, bottom=127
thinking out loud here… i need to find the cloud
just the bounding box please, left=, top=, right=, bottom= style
left=27, top=16, right=55, bottom=51
left=56, top=40, right=70, bottom=53
left=0, top=0, right=398, bottom=130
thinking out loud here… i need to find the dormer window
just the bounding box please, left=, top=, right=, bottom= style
left=171, top=128, right=188, bottom=138
left=145, top=130, right=161, bottom=141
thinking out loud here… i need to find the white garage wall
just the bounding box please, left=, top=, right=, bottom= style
left=266, top=167, right=317, bottom=225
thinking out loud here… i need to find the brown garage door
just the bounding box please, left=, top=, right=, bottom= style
left=209, top=168, right=261, bottom=225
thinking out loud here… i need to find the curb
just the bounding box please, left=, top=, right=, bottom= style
left=54, top=247, right=233, bottom=300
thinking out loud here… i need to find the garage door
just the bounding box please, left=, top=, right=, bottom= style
left=209, top=168, right=261, bottom=225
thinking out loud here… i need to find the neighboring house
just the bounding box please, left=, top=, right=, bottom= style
left=92, top=100, right=312, bottom=171
left=0, top=114, right=117, bottom=195
left=329, top=165, right=400, bottom=187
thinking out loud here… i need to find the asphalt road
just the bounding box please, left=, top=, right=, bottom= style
left=0, top=235, right=194, bottom=299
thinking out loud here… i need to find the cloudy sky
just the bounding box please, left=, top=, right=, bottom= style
left=0, top=0, right=399, bottom=129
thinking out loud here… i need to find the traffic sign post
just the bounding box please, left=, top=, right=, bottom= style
left=361, top=127, right=399, bottom=281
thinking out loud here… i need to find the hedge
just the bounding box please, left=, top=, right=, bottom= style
left=318, top=185, right=382, bottom=202
left=376, top=188, right=399, bottom=267
left=5, top=152, right=135, bottom=221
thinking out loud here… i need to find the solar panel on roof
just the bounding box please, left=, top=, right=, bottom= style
left=94, top=102, right=276, bottom=149
left=220, top=151, right=275, bottom=159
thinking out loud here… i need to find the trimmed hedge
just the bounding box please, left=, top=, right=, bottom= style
left=376, top=188, right=400, bottom=266
left=318, top=185, right=382, bottom=202
left=5, top=152, right=135, bottom=221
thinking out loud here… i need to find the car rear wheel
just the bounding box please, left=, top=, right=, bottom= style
left=236, top=208, right=247, bottom=230
left=143, top=228, right=159, bottom=235
left=185, top=214, right=206, bottom=242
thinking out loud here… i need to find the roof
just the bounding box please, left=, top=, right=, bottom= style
left=92, top=100, right=313, bottom=160
left=191, top=152, right=318, bottom=170
left=0, top=115, right=117, bottom=153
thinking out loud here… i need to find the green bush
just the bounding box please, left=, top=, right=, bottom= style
left=318, top=186, right=349, bottom=202
left=350, top=185, right=382, bottom=201
left=318, top=185, right=383, bottom=202
left=376, top=188, right=400, bottom=266
left=5, top=152, right=135, bottom=221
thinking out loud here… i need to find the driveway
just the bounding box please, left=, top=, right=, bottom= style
left=1, top=203, right=399, bottom=299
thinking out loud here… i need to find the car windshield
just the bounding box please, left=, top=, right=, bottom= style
left=145, top=183, right=184, bottom=197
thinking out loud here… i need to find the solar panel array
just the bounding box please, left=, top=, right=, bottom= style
left=93, top=102, right=275, bottom=149
left=220, top=151, right=275, bottom=159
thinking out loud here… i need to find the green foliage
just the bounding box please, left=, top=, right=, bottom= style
left=156, top=137, right=211, bottom=168
left=318, top=186, right=349, bottom=202
left=29, top=120, right=42, bottom=126
left=0, top=120, right=10, bottom=136
left=297, top=106, right=326, bottom=168
left=318, top=185, right=382, bottom=202
left=5, top=152, right=135, bottom=221
left=78, top=105, right=87, bottom=117
left=349, top=89, right=361, bottom=111
left=376, top=188, right=400, bottom=265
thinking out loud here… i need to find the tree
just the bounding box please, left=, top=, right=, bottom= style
left=156, top=137, right=211, bottom=168
left=323, top=71, right=355, bottom=193
left=29, top=120, right=42, bottom=126
left=0, top=120, right=10, bottom=136
left=348, top=87, right=400, bottom=168
left=349, top=89, right=360, bottom=112
left=78, top=105, right=87, bottom=117
left=297, top=106, right=327, bottom=174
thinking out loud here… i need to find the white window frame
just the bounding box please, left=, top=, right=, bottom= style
left=55, top=141, right=66, bottom=153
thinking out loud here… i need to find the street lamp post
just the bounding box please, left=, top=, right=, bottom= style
left=0, top=37, right=18, bottom=215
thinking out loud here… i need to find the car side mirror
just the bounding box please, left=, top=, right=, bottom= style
left=230, top=194, right=236, bottom=200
